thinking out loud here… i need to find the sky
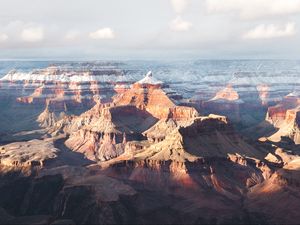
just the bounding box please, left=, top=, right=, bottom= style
left=0, top=0, right=300, bottom=60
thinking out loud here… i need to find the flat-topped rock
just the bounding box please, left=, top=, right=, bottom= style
left=0, top=139, right=58, bottom=168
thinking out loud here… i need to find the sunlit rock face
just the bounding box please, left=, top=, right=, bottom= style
left=62, top=103, right=157, bottom=161
left=263, top=92, right=300, bottom=144
left=245, top=150, right=300, bottom=225
left=97, top=112, right=269, bottom=207
left=0, top=139, right=58, bottom=170
left=46, top=72, right=199, bottom=162
left=202, top=85, right=242, bottom=122
left=211, top=85, right=240, bottom=101
left=113, top=71, right=199, bottom=120
left=267, top=108, right=300, bottom=144
left=266, top=94, right=300, bottom=128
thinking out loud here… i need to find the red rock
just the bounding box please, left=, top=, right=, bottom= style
left=212, top=85, right=239, bottom=101
left=113, top=74, right=198, bottom=120
left=266, top=95, right=300, bottom=127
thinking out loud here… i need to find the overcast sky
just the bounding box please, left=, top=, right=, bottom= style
left=0, top=0, right=300, bottom=60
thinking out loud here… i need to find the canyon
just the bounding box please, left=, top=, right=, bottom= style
left=0, top=61, right=300, bottom=225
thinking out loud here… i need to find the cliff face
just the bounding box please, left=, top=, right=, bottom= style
left=246, top=152, right=300, bottom=225
left=47, top=73, right=199, bottom=162
left=267, top=108, right=300, bottom=144
left=93, top=111, right=300, bottom=224
left=51, top=102, right=158, bottom=161
left=266, top=95, right=300, bottom=128
left=113, top=83, right=198, bottom=120
left=140, top=114, right=263, bottom=161
left=36, top=100, right=67, bottom=128
left=99, top=114, right=269, bottom=199
left=65, top=128, right=126, bottom=161
left=264, top=93, right=300, bottom=144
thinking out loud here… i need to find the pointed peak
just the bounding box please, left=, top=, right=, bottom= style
left=137, top=71, right=163, bottom=85
left=146, top=71, right=153, bottom=77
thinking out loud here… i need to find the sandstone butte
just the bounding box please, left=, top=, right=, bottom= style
left=113, top=71, right=199, bottom=120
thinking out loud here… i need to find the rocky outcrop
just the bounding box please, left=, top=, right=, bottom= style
left=37, top=100, right=67, bottom=128
left=48, top=72, right=199, bottom=162
left=246, top=155, right=300, bottom=225
left=211, top=85, right=239, bottom=101
left=136, top=114, right=264, bottom=161
left=0, top=139, right=58, bottom=169
left=265, top=93, right=300, bottom=144
left=52, top=103, right=157, bottom=161
left=65, top=129, right=126, bottom=161
left=266, top=94, right=300, bottom=128
left=113, top=72, right=199, bottom=120
left=267, top=108, right=300, bottom=144
left=99, top=114, right=267, bottom=197
left=202, top=85, right=243, bottom=122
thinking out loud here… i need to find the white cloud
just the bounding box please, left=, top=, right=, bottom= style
left=89, top=28, right=115, bottom=40
left=206, top=0, right=300, bottom=19
left=170, top=0, right=188, bottom=14
left=21, top=27, right=44, bottom=42
left=0, top=33, right=8, bottom=42
left=243, top=22, right=296, bottom=39
left=170, top=16, right=192, bottom=31
left=65, top=30, right=80, bottom=40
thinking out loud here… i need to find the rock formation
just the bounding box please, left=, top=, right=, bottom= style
left=48, top=72, right=199, bottom=162
left=113, top=71, right=198, bottom=120
left=0, top=63, right=134, bottom=122
left=267, top=107, right=300, bottom=144
left=0, top=139, right=58, bottom=169
left=37, top=99, right=67, bottom=128
left=202, top=85, right=243, bottom=122
left=211, top=85, right=240, bottom=101
left=264, top=92, right=300, bottom=144
left=2, top=64, right=300, bottom=225
left=266, top=93, right=300, bottom=128
left=246, top=153, right=300, bottom=225
left=197, top=72, right=295, bottom=128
